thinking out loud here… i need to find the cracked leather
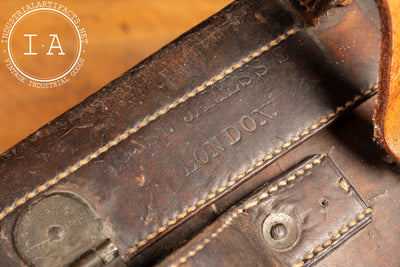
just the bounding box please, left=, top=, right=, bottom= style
left=0, top=0, right=383, bottom=266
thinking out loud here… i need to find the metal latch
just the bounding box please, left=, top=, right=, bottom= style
left=13, top=192, right=126, bottom=266
left=71, top=239, right=126, bottom=267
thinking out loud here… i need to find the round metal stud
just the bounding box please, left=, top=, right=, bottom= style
left=262, top=213, right=299, bottom=250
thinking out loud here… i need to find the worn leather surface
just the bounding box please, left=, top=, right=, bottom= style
left=128, top=1, right=382, bottom=265
left=0, top=0, right=382, bottom=266
left=158, top=155, right=372, bottom=267
left=157, top=96, right=400, bottom=267
left=288, top=0, right=346, bottom=24
left=373, top=0, right=400, bottom=163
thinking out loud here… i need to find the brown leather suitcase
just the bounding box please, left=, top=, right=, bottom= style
left=0, top=0, right=397, bottom=266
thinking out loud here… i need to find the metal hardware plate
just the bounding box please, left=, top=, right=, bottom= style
left=14, top=193, right=108, bottom=266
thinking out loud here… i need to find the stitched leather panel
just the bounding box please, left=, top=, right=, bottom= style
left=0, top=0, right=297, bottom=221
left=0, top=0, right=381, bottom=265
left=158, top=155, right=372, bottom=267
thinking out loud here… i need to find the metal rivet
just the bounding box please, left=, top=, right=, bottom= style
left=270, top=223, right=288, bottom=240
left=262, top=213, right=299, bottom=250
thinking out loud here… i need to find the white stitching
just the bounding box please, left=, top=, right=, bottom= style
left=0, top=28, right=298, bottom=222
left=169, top=155, right=326, bottom=267
left=293, top=207, right=373, bottom=267
left=122, top=84, right=376, bottom=257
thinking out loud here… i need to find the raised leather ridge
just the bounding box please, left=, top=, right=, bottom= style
left=0, top=0, right=381, bottom=265
left=158, top=155, right=372, bottom=267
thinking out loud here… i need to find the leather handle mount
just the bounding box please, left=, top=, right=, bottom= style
left=374, top=0, right=400, bottom=163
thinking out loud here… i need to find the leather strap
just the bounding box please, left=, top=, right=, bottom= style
left=158, top=155, right=372, bottom=267
left=0, top=0, right=381, bottom=265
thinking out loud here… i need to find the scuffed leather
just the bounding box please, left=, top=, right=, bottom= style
left=0, top=0, right=382, bottom=265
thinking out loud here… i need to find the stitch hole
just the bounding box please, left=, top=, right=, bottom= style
left=319, top=198, right=329, bottom=208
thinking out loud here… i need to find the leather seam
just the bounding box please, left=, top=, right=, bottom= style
left=0, top=28, right=298, bottom=221
left=169, top=155, right=326, bottom=267
left=292, top=207, right=373, bottom=267
left=168, top=154, right=373, bottom=267
left=122, top=84, right=377, bottom=258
